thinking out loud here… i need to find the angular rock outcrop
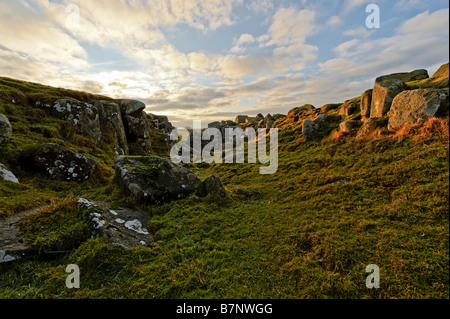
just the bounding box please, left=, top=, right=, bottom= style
left=302, top=113, right=327, bottom=141
left=339, top=98, right=360, bottom=117
left=148, top=114, right=174, bottom=134
left=96, top=100, right=129, bottom=155
left=196, top=175, right=226, bottom=198
left=114, top=156, right=201, bottom=205
left=370, top=69, right=429, bottom=118
left=388, top=89, right=449, bottom=130
left=50, top=99, right=103, bottom=141
left=0, top=163, right=19, bottom=183
left=0, top=114, right=12, bottom=144
left=32, top=143, right=98, bottom=181
left=118, top=99, right=146, bottom=117
left=119, top=99, right=151, bottom=154
left=288, top=104, right=315, bottom=122
left=360, top=89, right=373, bottom=120
left=235, top=115, right=248, bottom=124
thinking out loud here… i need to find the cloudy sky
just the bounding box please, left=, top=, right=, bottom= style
left=0, top=0, right=449, bottom=127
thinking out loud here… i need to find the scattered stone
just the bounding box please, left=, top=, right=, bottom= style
left=357, top=117, right=388, bottom=137
left=196, top=175, right=226, bottom=198
left=0, top=114, right=12, bottom=144
left=0, top=163, right=19, bottom=183
left=77, top=198, right=152, bottom=249
left=388, top=89, right=449, bottom=130
left=32, top=143, right=98, bottom=181
left=114, top=156, right=201, bottom=205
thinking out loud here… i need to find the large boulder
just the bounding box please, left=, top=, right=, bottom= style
left=32, top=143, right=98, bottom=181
left=0, top=114, right=12, bottom=144
left=339, top=120, right=360, bottom=133
left=196, top=175, right=226, bottom=198
left=370, top=69, right=429, bottom=118
left=360, top=89, right=373, bottom=120
left=0, top=163, right=19, bottom=183
left=388, top=89, right=449, bottom=130
left=114, top=156, right=201, bottom=205
left=118, top=99, right=146, bottom=117
left=302, top=119, right=319, bottom=141
left=302, top=113, right=328, bottom=141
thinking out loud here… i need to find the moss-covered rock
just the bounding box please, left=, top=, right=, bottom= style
left=114, top=156, right=201, bottom=205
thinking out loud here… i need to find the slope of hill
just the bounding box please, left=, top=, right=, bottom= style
left=0, top=64, right=448, bottom=299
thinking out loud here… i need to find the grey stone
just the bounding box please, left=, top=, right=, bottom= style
left=32, top=143, right=98, bottom=181
left=388, top=89, right=449, bottom=130
left=0, top=114, right=12, bottom=144
left=361, top=89, right=373, bottom=120
left=302, top=119, right=319, bottom=141
left=196, top=175, right=226, bottom=198
left=118, top=99, right=146, bottom=117
left=77, top=198, right=153, bottom=249
left=370, top=69, right=429, bottom=118
left=0, top=163, right=19, bottom=183
left=114, top=156, right=201, bottom=205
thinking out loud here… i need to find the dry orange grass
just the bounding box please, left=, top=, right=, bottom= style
left=394, top=117, right=449, bottom=141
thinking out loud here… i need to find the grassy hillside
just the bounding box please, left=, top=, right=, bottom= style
left=0, top=77, right=448, bottom=299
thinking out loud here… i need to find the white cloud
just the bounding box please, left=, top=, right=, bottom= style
left=264, top=8, right=317, bottom=47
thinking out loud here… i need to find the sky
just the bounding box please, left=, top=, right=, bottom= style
left=0, top=0, right=449, bottom=128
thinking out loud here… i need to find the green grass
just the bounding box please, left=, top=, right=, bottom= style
left=0, top=77, right=448, bottom=299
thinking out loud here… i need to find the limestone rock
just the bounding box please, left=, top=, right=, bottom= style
left=196, top=175, right=226, bottom=198
left=0, top=163, right=19, bottom=183
left=114, top=156, right=201, bottom=205
left=0, top=114, right=12, bottom=144
left=388, top=89, right=449, bottom=130
left=32, top=143, right=98, bottom=181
